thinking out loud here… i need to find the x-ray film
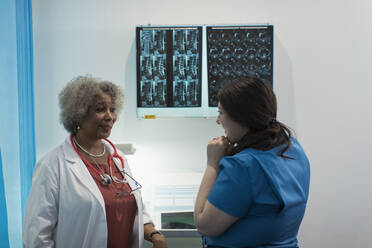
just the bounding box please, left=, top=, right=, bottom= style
left=138, top=29, right=167, bottom=107
left=137, top=26, right=202, bottom=107
left=207, top=25, right=274, bottom=107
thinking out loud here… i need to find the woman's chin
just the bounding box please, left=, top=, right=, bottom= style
left=98, top=131, right=111, bottom=139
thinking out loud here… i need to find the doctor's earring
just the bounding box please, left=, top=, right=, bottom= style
left=76, top=125, right=81, bottom=132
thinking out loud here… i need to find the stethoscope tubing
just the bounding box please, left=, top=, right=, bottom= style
left=104, top=137, right=126, bottom=173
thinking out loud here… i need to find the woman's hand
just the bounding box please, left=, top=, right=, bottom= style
left=144, top=223, right=167, bottom=248
left=207, top=136, right=233, bottom=170
left=152, top=234, right=167, bottom=248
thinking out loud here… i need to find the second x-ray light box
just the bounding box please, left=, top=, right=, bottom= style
left=136, top=24, right=273, bottom=118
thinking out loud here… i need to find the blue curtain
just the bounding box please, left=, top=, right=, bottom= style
left=16, top=0, right=36, bottom=220
left=0, top=149, right=10, bottom=248
left=0, top=0, right=35, bottom=246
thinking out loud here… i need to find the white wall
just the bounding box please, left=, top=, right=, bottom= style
left=32, top=0, right=372, bottom=247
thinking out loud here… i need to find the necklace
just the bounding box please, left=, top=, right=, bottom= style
left=72, top=138, right=111, bottom=185
left=73, top=137, right=106, bottom=158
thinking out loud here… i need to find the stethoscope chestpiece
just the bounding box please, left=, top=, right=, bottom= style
left=101, top=173, right=112, bottom=185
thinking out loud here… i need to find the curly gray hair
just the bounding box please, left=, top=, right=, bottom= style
left=59, top=75, right=124, bottom=134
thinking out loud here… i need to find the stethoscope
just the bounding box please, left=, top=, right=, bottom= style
left=70, top=135, right=126, bottom=186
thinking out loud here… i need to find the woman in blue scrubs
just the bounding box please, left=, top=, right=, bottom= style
left=194, top=77, right=310, bottom=248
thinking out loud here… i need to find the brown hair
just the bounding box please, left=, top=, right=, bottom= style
left=217, top=76, right=293, bottom=158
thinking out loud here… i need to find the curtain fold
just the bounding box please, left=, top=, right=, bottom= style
left=16, top=0, right=36, bottom=220
left=0, top=149, right=10, bottom=248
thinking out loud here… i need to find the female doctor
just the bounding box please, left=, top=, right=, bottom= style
left=23, top=75, right=167, bottom=248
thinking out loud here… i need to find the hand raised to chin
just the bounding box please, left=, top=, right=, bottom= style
left=207, top=136, right=233, bottom=171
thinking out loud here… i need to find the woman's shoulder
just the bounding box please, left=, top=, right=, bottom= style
left=219, top=151, right=267, bottom=186
left=220, top=150, right=261, bottom=174
left=241, top=137, right=310, bottom=176
left=221, top=138, right=308, bottom=175
left=244, top=136, right=306, bottom=158
left=285, top=136, right=309, bottom=162
left=223, top=149, right=257, bottom=165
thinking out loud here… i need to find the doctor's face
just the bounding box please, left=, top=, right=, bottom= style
left=216, top=103, right=248, bottom=143
left=79, top=92, right=117, bottom=140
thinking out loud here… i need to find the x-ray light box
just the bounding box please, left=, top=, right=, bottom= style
left=136, top=24, right=273, bottom=118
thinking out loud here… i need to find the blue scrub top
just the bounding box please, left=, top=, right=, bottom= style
left=204, top=138, right=310, bottom=248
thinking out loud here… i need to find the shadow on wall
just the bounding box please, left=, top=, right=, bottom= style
left=274, top=34, right=297, bottom=133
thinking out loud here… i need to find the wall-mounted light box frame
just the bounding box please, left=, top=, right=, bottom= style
left=136, top=25, right=273, bottom=118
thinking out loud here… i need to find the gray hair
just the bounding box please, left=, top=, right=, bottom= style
left=59, top=75, right=124, bottom=134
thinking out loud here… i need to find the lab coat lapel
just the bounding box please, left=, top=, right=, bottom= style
left=62, top=137, right=106, bottom=209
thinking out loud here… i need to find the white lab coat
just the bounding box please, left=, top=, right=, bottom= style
left=23, top=137, right=153, bottom=248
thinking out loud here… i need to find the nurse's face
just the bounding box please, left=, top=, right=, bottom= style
left=79, top=92, right=117, bottom=140
left=216, top=103, right=248, bottom=143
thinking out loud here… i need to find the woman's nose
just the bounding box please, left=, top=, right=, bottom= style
left=105, top=110, right=113, bottom=120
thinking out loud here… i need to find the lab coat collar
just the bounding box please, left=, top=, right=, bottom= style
left=61, top=137, right=106, bottom=209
